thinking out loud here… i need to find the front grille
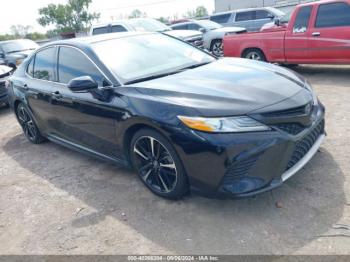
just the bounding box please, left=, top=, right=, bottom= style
left=286, top=119, right=325, bottom=171
left=275, top=123, right=305, bottom=135
left=263, top=103, right=313, bottom=118
left=223, top=154, right=260, bottom=183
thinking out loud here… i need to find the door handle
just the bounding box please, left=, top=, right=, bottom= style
left=51, top=91, right=63, bottom=99
left=312, top=32, right=321, bottom=37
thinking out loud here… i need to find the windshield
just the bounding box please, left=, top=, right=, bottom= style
left=129, top=18, right=171, bottom=32
left=1, top=39, right=38, bottom=53
left=197, top=20, right=222, bottom=30
left=92, top=33, right=215, bottom=84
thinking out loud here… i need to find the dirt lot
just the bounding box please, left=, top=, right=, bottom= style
left=0, top=65, right=349, bottom=255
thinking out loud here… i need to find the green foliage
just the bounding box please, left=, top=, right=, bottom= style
left=25, top=32, right=48, bottom=41
left=10, top=25, right=33, bottom=38
left=129, top=9, right=146, bottom=19
left=0, top=34, right=17, bottom=41
left=157, top=17, right=169, bottom=24
left=185, top=6, right=209, bottom=19
left=37, top=0, right=100, bottom=33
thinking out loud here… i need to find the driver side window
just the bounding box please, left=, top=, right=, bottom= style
left=58, top=46, right=107, bottom=86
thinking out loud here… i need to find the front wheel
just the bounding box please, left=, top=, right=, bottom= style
left=16, top=103, right=46, bottom=144
left=210, top=40, right=224, bottom=57
left=130, top=129, right=189, bottom=199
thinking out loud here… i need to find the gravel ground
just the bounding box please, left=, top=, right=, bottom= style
left=0, top=65, right=349, bottom=255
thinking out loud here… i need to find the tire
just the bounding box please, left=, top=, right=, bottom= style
left=130, top=128, right=189, bottom=199
left=242, top=49, right=266, bottom=62
left=210, top=39, right=224, bottom=57
left=16, top=103, right=46, bottom=144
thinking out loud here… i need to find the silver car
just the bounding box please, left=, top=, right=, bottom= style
left=210, top=7, right=285, bottom=32
left=90, top=18, right=204, bottom=49
left=170, top=20, right=246, bottom=57
left=171, top=20, right=245, bottom=57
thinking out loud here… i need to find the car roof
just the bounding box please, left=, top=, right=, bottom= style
left=211, top=6, right=274, bottom=16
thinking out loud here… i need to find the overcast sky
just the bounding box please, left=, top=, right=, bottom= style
left=0, top=0, right=215, bottom=34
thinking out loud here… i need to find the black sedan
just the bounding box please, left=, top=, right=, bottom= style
left=7, top=32, right=325, bottom=199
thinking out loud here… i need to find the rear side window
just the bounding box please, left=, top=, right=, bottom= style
left=172, top=24, right=189, bottom=30
left=315, top=2, right=350, bottom=28
left=188, top=23, right=201, bottom=30
left=210, top=13, right=231, bottom=24
left=33, top=47, right=56, bottom=81
left=293, top=6, right=312, bottom=33
left=92, top=27, right=108, bottom=35
left=256, top=10, right=271, bottom=19
left=235, top=11, right=255, bottom=22
left=58, top=46, right=106, bottom=86
left=111, top=25, right=127, bottom=33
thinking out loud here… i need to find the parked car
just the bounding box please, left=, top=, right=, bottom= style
left=90, top=18, right=204, bottom=49
left=0, top=39, right=39, bottom=69
left=8, top=32, right=325, bottom=199
left=210, top=7, right=285, bottom=32
left=224, top=0, right=350, bottom=64
left=0, top=65, right=12, bottom=107
left=171, top=20, right=246, bottom=56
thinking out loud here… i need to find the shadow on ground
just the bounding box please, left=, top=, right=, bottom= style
left=2, top=132, right=345, bottom=254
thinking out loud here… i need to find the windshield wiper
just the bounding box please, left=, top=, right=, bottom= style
left=6, top=50, right=24, bottom=54
left=124, top=62, right=213, bottom=85
left=124, top=71, right=181, bottom=85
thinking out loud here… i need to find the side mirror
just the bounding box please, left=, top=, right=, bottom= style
left=267, top=14, right=275, bottom=20
left=274, top=18, right=281, bottom=26
left=199, top=28, right=207, bottom=33
left=67, top=76, right=98, bottom=92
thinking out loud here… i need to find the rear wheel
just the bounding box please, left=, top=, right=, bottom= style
left=16, top=103, right=46, bottom=144
left=243, top=49, right=266, bottom=62
left=130, top=129, right=189, bottom=199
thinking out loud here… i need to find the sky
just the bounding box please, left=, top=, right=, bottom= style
left=0, top=0, right=215, bottom=34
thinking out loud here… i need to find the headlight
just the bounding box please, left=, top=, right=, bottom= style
left=305, top=81, right=318, bottom=106
left=16, top=58, right=23, bottom=66
left=178, top=116, right=271, bottom=133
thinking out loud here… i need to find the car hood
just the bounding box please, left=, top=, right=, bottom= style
left=129, top=58, right=311, bottom=116
left=6, top=50, right=33, bottom=59
left=165, top=30, right=202, bottom=39
left=213, top=27, right=246, bottom=33
left=0, top=65, right=12, bottom=78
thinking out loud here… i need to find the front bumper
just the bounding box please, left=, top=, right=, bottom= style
left=172, top=103, right=325, bottom=198
left=0, top=82, right=8, bottom=105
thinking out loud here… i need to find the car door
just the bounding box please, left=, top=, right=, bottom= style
left=23, top=46, right=57, bottom=135
left=308, top=1, right=350, bottom=63
left=49, top=46, right=121, bottom=158
left=284, top=6, right=313, bottom=63
left=233, top=11, right=256, bottom=32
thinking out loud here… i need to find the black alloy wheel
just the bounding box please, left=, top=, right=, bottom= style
left=130, top=129, right=188, bottom=199
left=16, top=103, right=46, bottom=144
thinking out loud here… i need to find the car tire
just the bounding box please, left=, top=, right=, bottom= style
left=210, top=40, right=224, bottom=57
left=16, top=103, right=46, bottom=144
left=130, top=128, right=189, bottom=199
left=243, top=49, right=266, bottom=62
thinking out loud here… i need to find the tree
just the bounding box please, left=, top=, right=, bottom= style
left=37, top=0, right=100, bottom=33
left=10, top=25, right=33, bottom=38
left=184, top=6, right=209, bottom=19
left=195, top=6, right=209, bottom=18
left=129, top=9, right=146, bottom=19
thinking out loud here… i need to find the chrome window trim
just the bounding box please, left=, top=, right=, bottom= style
left=25, top=44, right=119, bottom=87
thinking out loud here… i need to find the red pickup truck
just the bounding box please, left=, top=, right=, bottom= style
left=223, top=0, right=350, bottom=64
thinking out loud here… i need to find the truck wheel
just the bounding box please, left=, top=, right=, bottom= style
left=243, top=49, right=266, bottom=62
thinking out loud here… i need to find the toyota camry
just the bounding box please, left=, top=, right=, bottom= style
left=7, top=32, right=325, bottom=199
